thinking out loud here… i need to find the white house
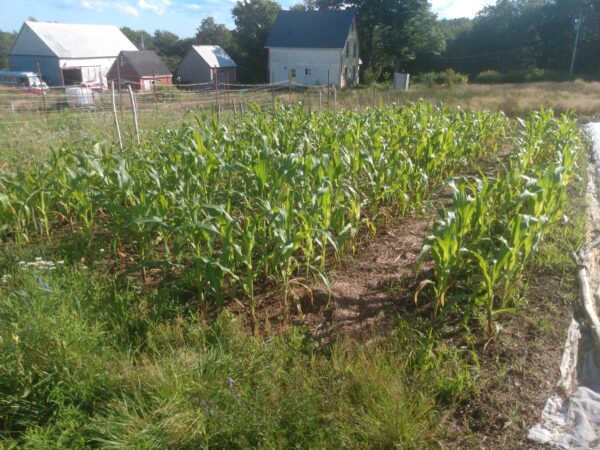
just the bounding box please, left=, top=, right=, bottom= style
left=265, top=10, right=360, bottom=88
left=9, top=21, right=137, bottom=87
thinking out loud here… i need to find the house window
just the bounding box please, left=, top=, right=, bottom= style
left=353, top=42, right=357, bottom=57
left=290, top=68, right=296, bottom=78
left=305, top=67, right=311, bottom=76
left=344, top=66, right=348, bottom=80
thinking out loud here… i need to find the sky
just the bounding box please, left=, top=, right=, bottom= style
left=0, top=0, right=496, bottom=39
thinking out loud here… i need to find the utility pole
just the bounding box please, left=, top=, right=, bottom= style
left=570, top=13, right=584, bottom=75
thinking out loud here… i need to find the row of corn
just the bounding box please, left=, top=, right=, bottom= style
left=1, top=103, right=507, bottom=314
left=419, top=109, right=581, bottom=335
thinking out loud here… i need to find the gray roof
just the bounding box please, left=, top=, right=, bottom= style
left=118, top=50, right=171, bottom=77
left=190, top=45, right=236, bottom=68
left=10, top=21, right=137, bottom=58
left=265, top=10, right=356, bottom=49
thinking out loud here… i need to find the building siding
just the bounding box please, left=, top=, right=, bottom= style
left=269, top=48, right=342, bottom=86
left=9, top=54, right=62, bottom=85
left=178, top=51, right=213, bottom=85
left=340, top=18, right=360, bottom=87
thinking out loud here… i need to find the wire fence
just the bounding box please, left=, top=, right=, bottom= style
left=0, top=81, right=403, bottom=167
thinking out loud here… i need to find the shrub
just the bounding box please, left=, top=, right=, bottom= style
left=413, top=70, right=468, bottom=87
left=474, top=69, right=576, bottom=84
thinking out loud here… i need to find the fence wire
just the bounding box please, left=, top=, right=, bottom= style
left=0, top=82, right=404, bottom=166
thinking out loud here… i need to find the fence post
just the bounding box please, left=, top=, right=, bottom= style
left=127, top=84, right=140, bottom=145
left=319, top=90, right=322, bottom=110
left=111, top=81, right=123, bottom=150
left=214, top=68, right=219, bottom=108
left=36, top=62, right=49, bottom=127
left=333, top=87, right=337, bottom=112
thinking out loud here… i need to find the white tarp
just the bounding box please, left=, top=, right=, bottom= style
left=528, top=123, right=600, bottom=449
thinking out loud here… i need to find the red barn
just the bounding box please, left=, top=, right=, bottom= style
left=107, top=50, right=172, bottom=91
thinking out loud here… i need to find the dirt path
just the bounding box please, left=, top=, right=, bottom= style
left=305, top=216, right=431, bottom=342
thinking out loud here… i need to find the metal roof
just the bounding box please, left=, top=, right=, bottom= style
left=190, top=45, right=236, bottom=68
left=265, top=10, right=356, bottom=49
left=117, top=50, right=171, bottom=77
left=10, top=21, right=137, bottom=58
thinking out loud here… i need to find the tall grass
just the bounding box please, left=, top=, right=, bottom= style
left=0, top=262, right=476, bottom=448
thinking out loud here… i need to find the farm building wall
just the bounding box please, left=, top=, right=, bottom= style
left=9, top=54, right=61, bottom=85
left=138, top=76, right=172, bottom=91
left=340, top=18, right=360, bottom=88
left=268, top=48, right=342, bottom=87
left=178, top=52, right=213, bottom=85
left=9, top=54, right=116, bottom=86
left=59, top=57, right=116, bottom=86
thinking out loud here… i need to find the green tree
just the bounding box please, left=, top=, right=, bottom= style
left=120, top=26, right=154, bottom=51
left=315, top=0, right=442, bottom=80
left=232, top=0, right=281, bottom=83
left=196, top=17, right=233, bottom=49
left=0, top=30, right=17, bottom=69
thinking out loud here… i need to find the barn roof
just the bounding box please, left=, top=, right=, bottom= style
left=118, top=50, right=171, bottom=77
left=189, top=45, right=236, bottom=68
left=265, top=10, right=356, bottom=49
left=10, top=21, right=137, bottom=58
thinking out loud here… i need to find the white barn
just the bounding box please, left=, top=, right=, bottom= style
left=265, top=10, right=359, bottom=88
left=8, top=21, right=137, bottom=87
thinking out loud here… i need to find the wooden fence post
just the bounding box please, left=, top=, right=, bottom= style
left=111, top=81, right=123, bottom=150
left=127, top=84, right=140, bottom=145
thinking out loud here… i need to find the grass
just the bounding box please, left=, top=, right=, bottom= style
left=0, top=258, right=477, bottom=449
left=339, top=80, right=600, bottom=117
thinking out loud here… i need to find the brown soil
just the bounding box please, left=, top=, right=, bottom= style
left=443, top=273, right=574, bottom=449
left=239, top=214, right=435, bottom=342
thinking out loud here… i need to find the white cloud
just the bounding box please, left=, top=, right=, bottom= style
left=183, top=3, right=202, bottom=10
left=115, top=2, right=140, bottom=16
left=430, top=0, right=494, bottom=19
left=137, top=0, right=172, bottom=15
left=80, top=0, right=139, bottom=16
left=80, top=0, right=108, bottom=11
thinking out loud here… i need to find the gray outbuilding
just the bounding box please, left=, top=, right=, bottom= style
left=178, top=45, right=237, bottom=86
left=8, top=21, right=137, bottom=87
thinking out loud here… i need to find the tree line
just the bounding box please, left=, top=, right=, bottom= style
left=0, top=0, right=598, bottom=84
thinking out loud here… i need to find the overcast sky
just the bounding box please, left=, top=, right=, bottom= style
left=1, top=0, right=496, bottom=38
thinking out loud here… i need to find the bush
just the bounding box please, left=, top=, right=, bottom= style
left=413, top=70, right=468, bottom=87
left=474, top=69, right=576, bottom=84
left=362, top=68, right=376, bottom=86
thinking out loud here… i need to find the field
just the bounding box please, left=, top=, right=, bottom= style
left=0, top=84, right=590, bottom=448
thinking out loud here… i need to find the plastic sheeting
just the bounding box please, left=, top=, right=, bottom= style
left=528, top=123, right=600, bottom=449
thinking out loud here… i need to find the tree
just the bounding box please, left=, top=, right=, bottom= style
left=120, top=27, right=154, bottom=51
left=231, top=0, right=281, bottom=83
left=196, top=17, right=233, bottom=49
left=315, top=0, right=442, bottom=80
left=0, top=30, right=17, bottom=69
